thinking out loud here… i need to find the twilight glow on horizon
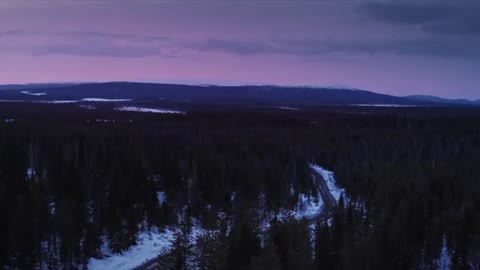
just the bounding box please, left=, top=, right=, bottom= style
left=1, top=1, right=479, bottom=99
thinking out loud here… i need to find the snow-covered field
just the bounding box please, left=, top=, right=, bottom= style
left=88, top=228, right=175, bottom=270
left=115, top=106, right=184, bottom=114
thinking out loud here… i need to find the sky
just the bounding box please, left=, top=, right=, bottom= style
left=0, top=1, right=479, bottom=99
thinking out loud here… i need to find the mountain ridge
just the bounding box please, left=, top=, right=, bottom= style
left=0, top=82, right=476, bottom=107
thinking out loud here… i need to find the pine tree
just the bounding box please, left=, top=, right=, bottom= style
left=315, top=221, right=333, bottom=270
left=250, top=241, right=282, bottom=270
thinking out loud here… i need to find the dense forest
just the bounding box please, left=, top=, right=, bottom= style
left=1, top=103, right=480, bottom=269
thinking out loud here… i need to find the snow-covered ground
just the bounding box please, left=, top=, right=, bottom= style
left=157, top=191, right=167, bottom=204
left=95, top=119, right=116, bottom=123
left=310, top=164, right=344, bottom=202
left=79, top=104, right=96, bottom=110
left=21, top=91, right=47, bottom=96
left=260, top=164, right=344, bottom=231
left=115, top=106, right=184, bottom=114
left=0, top=100, right=25, bottom=103
left=88, top=228, right=175, bottom=270
left=294, top=193, right=324, bottom=220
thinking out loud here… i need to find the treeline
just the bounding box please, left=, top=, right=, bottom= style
left=1, top=106, right=480, bottom=269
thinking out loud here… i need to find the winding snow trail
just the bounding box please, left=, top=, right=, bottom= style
left=88, top=229, right=174, bottom=270
left=307, top=164, right=344, bottom=222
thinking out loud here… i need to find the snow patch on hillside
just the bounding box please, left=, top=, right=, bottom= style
left=88, top=228, right=175, bottom=270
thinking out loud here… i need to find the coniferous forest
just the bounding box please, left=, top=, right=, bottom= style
left=1, top=103, right=480, bottom=269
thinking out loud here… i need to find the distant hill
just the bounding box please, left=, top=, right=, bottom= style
left=3, top=82, right=478, bottom=106
left=0, top=82, right=436, bottom=106
left=0, top=83, right=80, bottom=91
left=405, top=95, right=480, bottom=106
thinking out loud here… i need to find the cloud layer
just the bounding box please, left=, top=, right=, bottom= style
left=360, top=2, right=480, bottom=37
left=2, top=29, right=480, bottom=60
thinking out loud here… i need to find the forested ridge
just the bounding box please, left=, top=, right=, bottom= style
left=1, top=104, right=480, bottom=269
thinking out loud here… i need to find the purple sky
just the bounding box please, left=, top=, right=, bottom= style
left=1, top=1, right=479, bottom=99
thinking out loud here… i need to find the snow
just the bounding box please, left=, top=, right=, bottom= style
left=349, top=104, right=419, bottom=108
left=82, top=98, right=132, bottom=102
left=275, top=106, right=299, bottom=111
left=95, top=119, right=117, bottom=123
left=21, top=91, right=46, bottom=96
left=79, top=104, right=96, bottom=110
left=436, top=238, right=451, bottom=270
left=157, top=191, right=167, bottom=204
left=49, top=202, right=56, bottom=216
left=310, top=164, right=344, bottom=202
left=26, top=168, right=35, bottom=179
left=115, top=106, right=184, bottom=114
left=34, top=100, right=80, bottom=104
left=0, top=100, right=25, bottom=103
left=88, top=228, right=175, bottom=270
left=294, top=193, right=324, bottom=220
left=259, top=164, right=346, bottom=231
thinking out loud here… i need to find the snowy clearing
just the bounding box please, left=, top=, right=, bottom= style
left=115, top=106, right=184, bottom=114
left=88, top=228, right=175, bottom=270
